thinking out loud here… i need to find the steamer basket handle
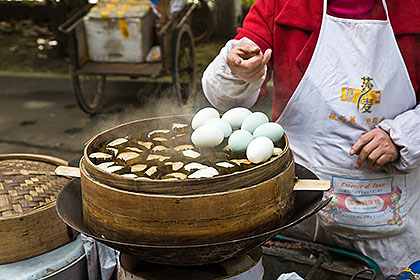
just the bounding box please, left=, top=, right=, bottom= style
left=55, top=166, right=80, bottom=178
left=293, top=178, right=331, bottom=191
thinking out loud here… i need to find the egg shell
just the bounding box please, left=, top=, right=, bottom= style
left=241, top=112, right=269, bottom=133
left=221, top=107, right=252, bottom=130
left=253, top=122, right=284, bottom=143
left=191, top=107, right=220, bottom=130
left=228, top=129, right=254, bottom=152
left=246, top=136, right=274, bottom=164
left=204, top=118, right=232, bottom=138
left=184, top=162, right=208, bottom=172
left=188, top=167, right=219, bottom=179
left=191, top=124, right=224, bottom=148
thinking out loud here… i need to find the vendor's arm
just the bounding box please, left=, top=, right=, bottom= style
left=202, top=38, right=270, bottom=111
left=352, top=5, right=420, bottom=172
left=202, top=0, right=275, bottom=111
left=350, top=104, right=420, bottom=171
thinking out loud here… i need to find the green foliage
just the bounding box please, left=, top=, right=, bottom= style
left=241, top=0, right=257, bottom=5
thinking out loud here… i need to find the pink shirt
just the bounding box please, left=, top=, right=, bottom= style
left=329, top=0, right=375, bottom=16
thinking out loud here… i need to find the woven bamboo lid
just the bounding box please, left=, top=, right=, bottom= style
left=0, top=154, right=78, bottom=264
left=0, top=154, right=70, bottom=217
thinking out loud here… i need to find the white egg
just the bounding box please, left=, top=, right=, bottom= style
left=204, top=118, right=232, bottom=138
left=191, top=124, right=224, bottom=148
left=253, top=122, right=284, bottom=142
left=246, top=136, right=274, bottom=164
left=191, top=107, right=220, bottom=130
left=241, top=112, right=269, bottom=133
left=221, top=107, right=252, bottom=130
left=228, top=129, right=254, bottom=152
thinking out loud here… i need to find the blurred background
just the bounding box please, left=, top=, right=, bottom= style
left=0, top=0, right=269, bottom=163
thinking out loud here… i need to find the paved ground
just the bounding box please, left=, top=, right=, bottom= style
left=0, top=70, right=272, bottom=163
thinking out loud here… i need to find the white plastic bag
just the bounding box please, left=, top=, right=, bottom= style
left=81, top=234, right=119, bottom=280
left=277, top=272, right=304, bottom=280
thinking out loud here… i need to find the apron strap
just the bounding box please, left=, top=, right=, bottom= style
left=323, top=0, right=327, bottom=17
left=381, top=0, right=390, bottom=21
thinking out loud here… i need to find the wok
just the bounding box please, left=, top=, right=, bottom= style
left=56, top=163, right=331, bottom=266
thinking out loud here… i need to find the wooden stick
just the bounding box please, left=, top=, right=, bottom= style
left=293, top=179, right=331, bottom=191
left=54, top=166, right=80, bottom=178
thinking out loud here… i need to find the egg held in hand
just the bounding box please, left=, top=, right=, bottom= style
left=191, top=124, right=224, bottom=148
left=246, top=136, right=274, bottom=164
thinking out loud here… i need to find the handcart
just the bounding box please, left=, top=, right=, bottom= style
left=58, top=0, right=210, bottom=114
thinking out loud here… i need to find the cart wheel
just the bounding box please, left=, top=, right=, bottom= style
left=171, top=24, right=196, bottom=103
left=71, top=73, right=105, bottom=115
left=191, top=0, right=214, bottom=43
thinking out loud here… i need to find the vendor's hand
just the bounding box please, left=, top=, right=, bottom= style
left=350, top=128, right=400, bottom=169
left=226, top=42, right=272, bottom=83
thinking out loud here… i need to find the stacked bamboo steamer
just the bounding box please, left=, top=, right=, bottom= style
left=0, top=154, right=77, bottom=264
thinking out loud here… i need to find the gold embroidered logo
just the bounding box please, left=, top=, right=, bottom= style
left=340, top=76, right=382, bottom=113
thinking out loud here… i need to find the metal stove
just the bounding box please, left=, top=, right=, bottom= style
left=118, top=247, right=263, bottom=280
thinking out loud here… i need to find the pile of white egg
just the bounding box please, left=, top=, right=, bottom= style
left=191, top=107, right=284, bottom=164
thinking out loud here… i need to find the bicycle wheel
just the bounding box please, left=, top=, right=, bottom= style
left=171, top=24, right=197, bottom=103
left=71, top=72, right=105, bottom=115
left=191, top=0, right=214, bottom=43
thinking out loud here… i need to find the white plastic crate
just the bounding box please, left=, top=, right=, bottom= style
left=83, top=2, right=155, bottom=63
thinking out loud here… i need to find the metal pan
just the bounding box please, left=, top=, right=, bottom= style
left=56, top=164, right=331, bottom=266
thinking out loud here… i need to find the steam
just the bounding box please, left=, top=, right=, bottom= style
left=91, top=83, right=211, bottom=136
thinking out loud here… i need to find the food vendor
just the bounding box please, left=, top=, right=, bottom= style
left=201, top=0, right=420, bottom=274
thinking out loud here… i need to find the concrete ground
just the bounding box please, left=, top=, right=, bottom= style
left=0, top=70, right=272, bottom=163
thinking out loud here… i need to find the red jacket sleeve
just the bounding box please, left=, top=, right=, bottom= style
left=234, top=0, right=276, bottom=53
left=234, top=0, right=279, bottom=99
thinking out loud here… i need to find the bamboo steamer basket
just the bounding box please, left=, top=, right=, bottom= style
left=83, top=115, right=292, bottom=195
left=81, top=115, right=295, bottom=246
left=80, top=157, right=295, bottom=245
left=0, top=154, right=77, bottom=264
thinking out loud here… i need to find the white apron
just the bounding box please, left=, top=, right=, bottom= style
left=277, top=0, right=420, bottom=272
